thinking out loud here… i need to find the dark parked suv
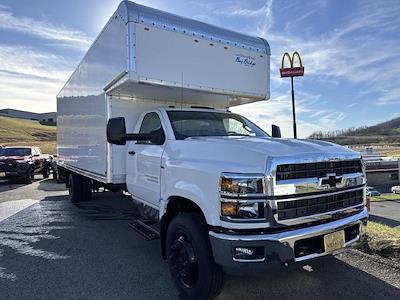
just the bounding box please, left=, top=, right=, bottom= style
left=0, top=146, right=49, bottom=183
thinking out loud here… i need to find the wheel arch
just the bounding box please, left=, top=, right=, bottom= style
left=160, top=196, right=208, bottom=259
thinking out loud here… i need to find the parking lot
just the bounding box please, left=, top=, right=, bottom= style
left=0, top=177, right=399, bottom=299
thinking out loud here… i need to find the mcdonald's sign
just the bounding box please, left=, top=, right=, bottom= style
left=280, top=51, right=304, bottom=77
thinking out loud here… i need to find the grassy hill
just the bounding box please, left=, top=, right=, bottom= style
left=0, top=116, right=56, bottom=154
left=309, top=117, right=400, bottom=146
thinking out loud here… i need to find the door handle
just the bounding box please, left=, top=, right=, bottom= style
left=128, top=150, right=136, bottom=156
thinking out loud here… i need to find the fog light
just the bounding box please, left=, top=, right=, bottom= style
left=234, top=247, right=264, bottom=260
left=221, top=202, right=238, bottom=216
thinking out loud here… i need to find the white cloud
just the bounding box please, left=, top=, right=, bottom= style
left=0, top=6, right=92, bottom=50
left=225, top=0, right=399, bottom=136
left=347, top=102, right=358, bottom=108
left=0, top=45, right=72, bottom=112
left=231, top=89, right=344, bottom=138
left=265, top=0, right=400, bottom=105
left=0, top=5, right=91, bottom=113
left=377, top=87, right=400, bottom=105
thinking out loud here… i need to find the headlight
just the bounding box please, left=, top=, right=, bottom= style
left=219, top=173, right=267, bottom=221
left=15, top=160, right=27, bottom=163
left=220, top=173, right=264, bottom=196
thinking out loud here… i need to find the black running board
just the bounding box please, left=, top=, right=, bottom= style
left=128, top=220, right=160, bottom=240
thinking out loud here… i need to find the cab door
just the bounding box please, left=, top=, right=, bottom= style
left=126, top=112, right=166, bottom=208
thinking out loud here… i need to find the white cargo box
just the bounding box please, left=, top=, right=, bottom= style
left=57, top=1, right=271, bottom=183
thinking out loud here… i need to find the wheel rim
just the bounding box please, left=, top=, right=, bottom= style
left=169, top=234, right=199, bottom=288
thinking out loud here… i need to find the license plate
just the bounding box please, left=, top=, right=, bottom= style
left=324, top=230, right=345, bottom=253
left=0, top=172, right=5, bottom=177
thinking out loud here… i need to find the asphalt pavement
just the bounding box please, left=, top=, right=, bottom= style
left=370, top=200, right=400, bottom=227
left=0, top=178, right=399, bottom=299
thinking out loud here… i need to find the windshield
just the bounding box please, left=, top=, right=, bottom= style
left=167, top=111, right=269, bottom=140
left=0, top=147, right=31, bottom=157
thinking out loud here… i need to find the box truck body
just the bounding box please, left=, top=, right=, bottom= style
left=57, top=1, right=270, bottom=183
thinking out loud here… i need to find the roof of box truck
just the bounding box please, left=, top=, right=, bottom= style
left=117, top=1, right=270, bottom=54
left=58, top=1, right=270, bottom=109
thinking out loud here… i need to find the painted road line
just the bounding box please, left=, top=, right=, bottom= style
left=0, top=199, right=39, bottom=223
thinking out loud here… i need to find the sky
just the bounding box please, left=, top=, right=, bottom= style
left=0, top=0, right=399, bottom=138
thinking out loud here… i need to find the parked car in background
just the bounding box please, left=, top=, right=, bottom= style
left=0, top=146, right=49, bottom=183
left=391, top=186, right=400, bottom=194
left=49, top=154, right=63, bottom=182
left=366, top=186, right=381, bottom=196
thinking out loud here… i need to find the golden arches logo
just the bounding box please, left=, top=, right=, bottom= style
left=280, top=51, right=304, bottom=77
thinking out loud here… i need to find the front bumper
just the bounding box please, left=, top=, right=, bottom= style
left=0, top=163, right=29, bottom=179
left=209, top=208, right=368, bottom=274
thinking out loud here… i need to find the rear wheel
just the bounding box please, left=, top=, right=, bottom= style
left=82, top=177, right=92, bottom=201
left=166, top=213, right=224, bottom=300
left=68, top=174, right=83, bottom=203
left=68, top=174, right=92, bottom=203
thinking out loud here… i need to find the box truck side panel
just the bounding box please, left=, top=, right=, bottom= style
left=57, top=95, right=108, bottom=181
left=58, top=15, right=127, bottom=99
left=135, top=23, right=268, bottom=99
left=57, top=13, right=127, bottom=182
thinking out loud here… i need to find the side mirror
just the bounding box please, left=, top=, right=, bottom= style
left=107, top=117, right=127, bottom=145
left=272, top=124, right=281, bottom=138
left=107, top=117, right=153, bottom=145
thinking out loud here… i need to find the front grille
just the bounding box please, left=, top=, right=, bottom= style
left=0, top=162, right=16, bottom=172
left=277, top=189, right=363, bottom=221
left=276, top=160, right=362, bottom=181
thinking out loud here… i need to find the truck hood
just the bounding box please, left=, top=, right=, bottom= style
left=185, top=136, right=360, bottom=161
left=166, top=136, right=361, bottom=176
left=0, top=156, right=29, bottom=161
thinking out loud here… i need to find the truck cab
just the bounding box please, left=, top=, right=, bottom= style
left=104, top=106, right=367, bottom=296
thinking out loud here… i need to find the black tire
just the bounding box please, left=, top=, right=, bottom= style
left=166, top=213, right=224, bottom=300
left=42, top=165, right=49, bottom=179
left=82, top=177, right=92, bottom=201
left=68, top=174, right=84, bottom=203
left=53, top=170, right=58, bottom=181
left=23, top=167, right=34, bottom=184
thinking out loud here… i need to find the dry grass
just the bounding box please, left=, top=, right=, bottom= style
left=359, top=221, right=400, bottom=262
left=0, top=116, right=56, bottom=153
left=375, top=146, right=400, bottom=157
left=371, top=194, right=400, bottom=202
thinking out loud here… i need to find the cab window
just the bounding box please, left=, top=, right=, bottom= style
left=138, top=112, right=165, bottom=145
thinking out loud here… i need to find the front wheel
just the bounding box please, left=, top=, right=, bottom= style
left=166, top=213, right=224, bottom=299
left=53, top=169, right=58, bottom=181
left=42, top=165, right=49, bottom=179
left=23, top=167, right=34, bottom=184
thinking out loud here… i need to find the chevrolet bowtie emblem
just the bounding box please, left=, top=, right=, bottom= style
left=319, top=173, right=342, bottom=188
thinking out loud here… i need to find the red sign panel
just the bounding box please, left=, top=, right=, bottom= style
left=280, top=67, right=304, bottom=77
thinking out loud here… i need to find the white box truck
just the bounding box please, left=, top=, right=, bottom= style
left=57, top=1, right=368, bottom=298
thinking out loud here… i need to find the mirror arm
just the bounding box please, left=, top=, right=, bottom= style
left=125, top=133, right=152, bottom=141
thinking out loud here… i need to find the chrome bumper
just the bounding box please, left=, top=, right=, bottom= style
left=209, top=208, right=368, bottom=273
